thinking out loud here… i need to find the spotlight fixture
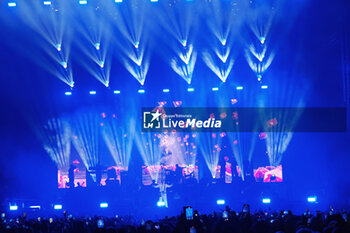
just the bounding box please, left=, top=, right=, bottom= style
left=136, top=58, right=142, bottom=66
left=9, top=205, right=18, bottom=211
left=257, top=74, right=262, bottom=81
left=55, top=44, right=61, bottom=51
left=54, top=204, right=62, bottom=210
left=61, top=61, right=67, bottom=69
left=113, top=90, right=121, bottom=94
left=187, top=87, right=194, bottom=92
left=307, top=196, right=317, bottom=203
left=262, top=198, right=271, bottom=204
left=99, top=203, right=108, bottom=208
left=157, top=201, right=165, bottom=207
left=43, top=1, right=51, bottom=5
left=138, top=89, right=145, bottom=94
left=261, top=85, right=268, bottom=89
left=236, top=86, right=243, bottom=90
left=259, top=36, right=265, bottom=44
left=212, top=87, right=219, bottom=91
left=220, top=38, right=227, bottom=46
left=94, top=43, right=100, bottom=50
left=216, top=199, right=225, bottom=205
left=79, top=0, right=87, bottom=5
left=163, top=89, right=170, bottom=93
left=65, top=92, right=72, bottom=96
left=8, top=2, right=16, bottom=7
left=89, top=91, right=96, bottom=95
left=98, top=61, right=104, bottom=68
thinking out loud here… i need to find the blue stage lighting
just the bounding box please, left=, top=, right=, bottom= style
left=136, top=58, right=142, bottom=66
left=150, top=0, right=159, bottom=2
left=9, top=205, right=18, bottom=211
left=79, top=0, right=87, bottom=5
left=60, top=61, right=67, bottom=69
left=54, top=204, right=62, bottom=210
left=55, top=44, right=61, bottom=51
left=212, top=87, right=219, bottom=91
left=138, top=89, right=145, bottom=94
left=163, top=89, right=170, bottom=93
left=115, top=0, right=123, bottom=2
left=43, top=1, right=51, bottom=5
left=94, top=43, right=100, bottom=50
left=65, top=92, right=72, bottom=96
left=8, top=2, right=16, bottom=7
left=261, top=85, right=268, bottom=89
left=259, top=36, right=265, bottom=44
left=29, top=205, right=41, bottom=209
left=98, top=61, right=104, bottom=68
left=133, top=41, right=140, bottom=49
left=114, top=90, right=121, bottom=94
left=157, top=201, right=165, bottom=207
left=220, top=38, right=227, bottom=46
left=100, top=203, right=108, bottom=208
left=187, top=87, right=194, bottom=92
left=89, top=91, right=96, bottom=95
left=262, top=198, right=271, bottom=204
left=307, top=196, right=317, bottom=203
left=257, top=74, right=262, bottom=81
left=236, top=86, right=243, bottom=90
left=217, top=199, right=225, bottom=205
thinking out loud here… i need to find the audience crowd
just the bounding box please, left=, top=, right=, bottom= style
left=1, top=206, right=349, bottom=233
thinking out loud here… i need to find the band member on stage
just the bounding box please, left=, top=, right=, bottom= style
left=68, top=164, right=76, bottom=188
left=175, top=164, right=183, bottom=184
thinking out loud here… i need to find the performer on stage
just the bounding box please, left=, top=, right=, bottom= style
left=68, top=164, right=77, bottom=188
